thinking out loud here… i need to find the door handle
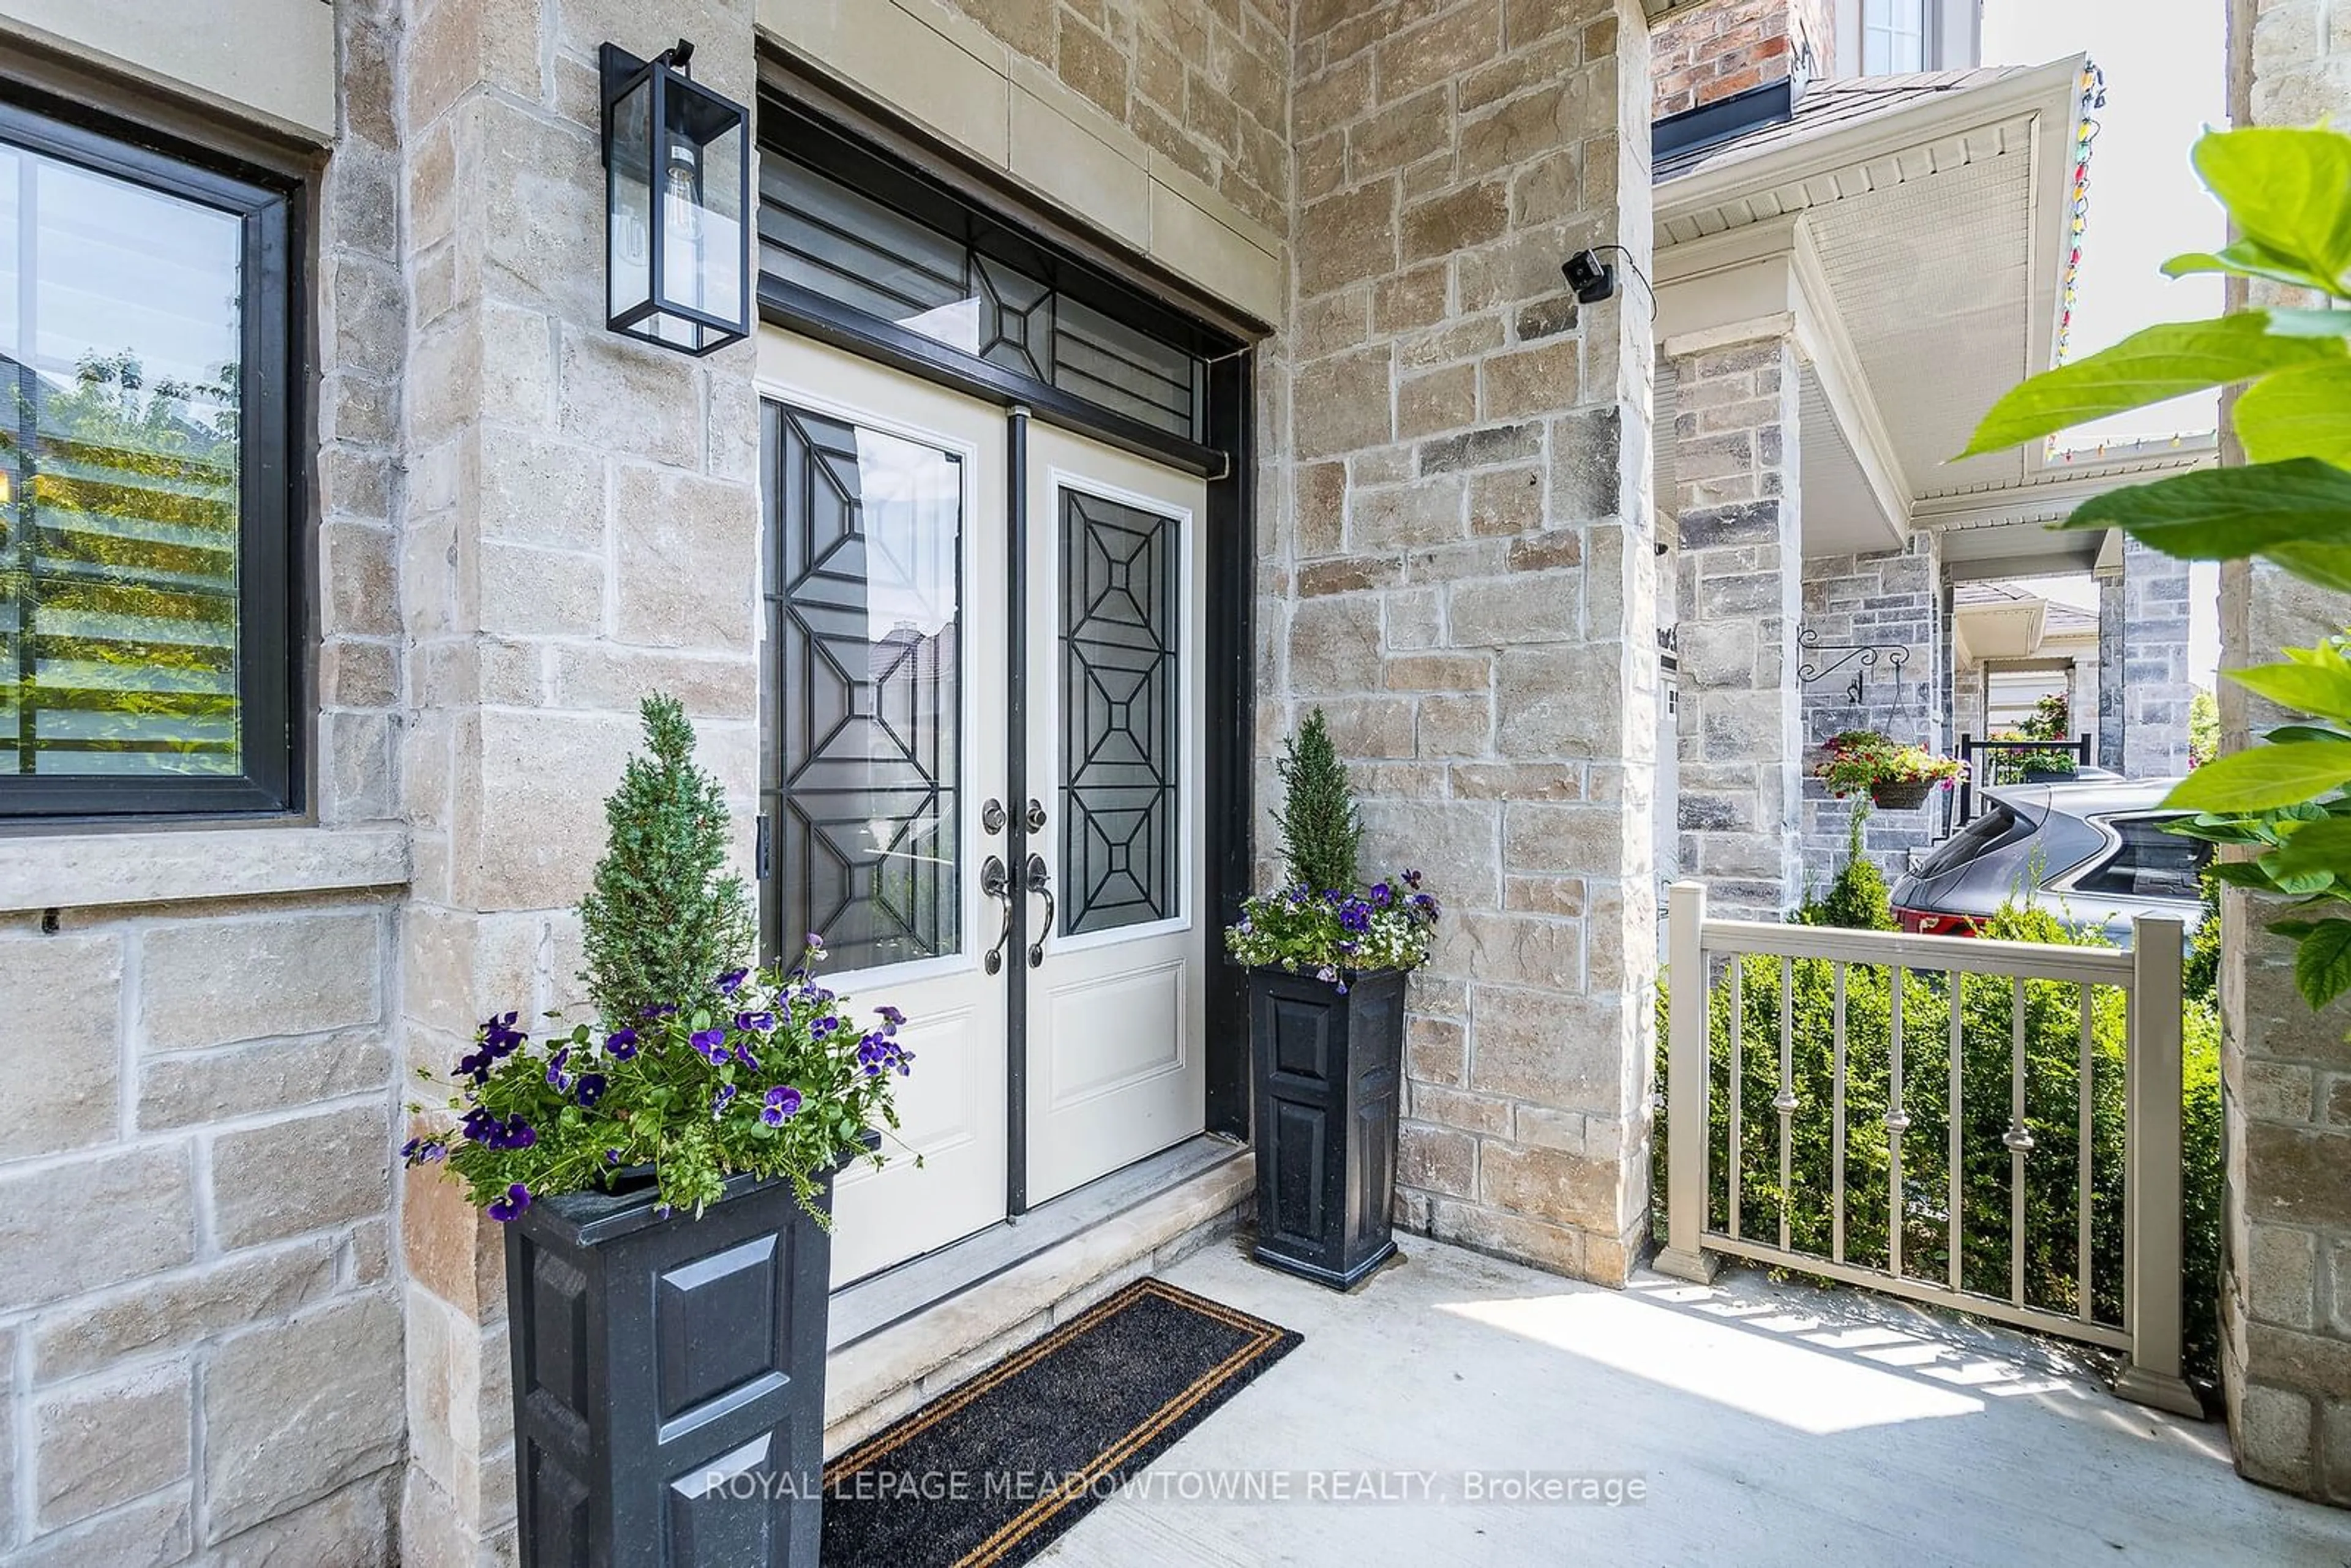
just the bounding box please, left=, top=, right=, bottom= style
left=1025, top=853, right=1054, bottom=969
left=981, top=855, right=1013, bottom=975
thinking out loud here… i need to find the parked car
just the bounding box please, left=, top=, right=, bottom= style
left=1890, top=779, right=2211, bottom=947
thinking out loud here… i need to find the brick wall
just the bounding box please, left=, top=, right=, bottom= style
left=1651, top=0, right=1834, bottom=118
left=1279, top=0, right=1659, bottom=1283
left=2222, top=0, right=2351, bottom=1505
left=1799, top=537, right=1945, bottom=885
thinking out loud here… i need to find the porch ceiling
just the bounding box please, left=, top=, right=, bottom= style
left=1655, top=58, right=2094, bottom=553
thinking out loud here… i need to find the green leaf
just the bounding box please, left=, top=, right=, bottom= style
left=2238, top=362, right=2351, bottom=466
left=2059, top=458, right=2351, bottom=559
left=2259, top=849, right=2339, bottom=896
left=2230, top=659, right=2351, bottom=725
left=2192, top=127, right=2351, bottom=293
left=2164, top=741, right=2351, bottom=812
left=2163, top=241, right=2343, bottom=296
left=1959, top=316, right=2342, bottom=457
left=2294, top=919, right=2351, bottom=1008
left=2270, top=918, right=2324, bottom=937
left=2211, top=860, right=2287, bottom=890
left=2268, top=815, right=2351, bottom=879
left=2266, top=724, right=2351, bottom=746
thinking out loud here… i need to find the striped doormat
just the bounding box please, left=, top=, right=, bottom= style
left=820, top=1277, right=1301, bottom=1567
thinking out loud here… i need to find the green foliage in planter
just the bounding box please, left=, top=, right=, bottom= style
left=407, top=699, right=911, bottom=1222
left=1273, top=707, right=1363, bottom=895
left=2189, top=689, right=2221, bottom=771
left=579, top=694, right=756, bottom=1026
left=1655, top=881, right=2224, bottom=1381
left=1812, top=729, right=1965, bottom=799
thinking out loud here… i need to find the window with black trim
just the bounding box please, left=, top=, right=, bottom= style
left=0, top=90, right=298, bottom=819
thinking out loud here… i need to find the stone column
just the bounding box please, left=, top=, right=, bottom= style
left=1666, top=329, right=1802, bottom=920
left=2220, top=0, right=2351, bottom=1502
left=1281, top=0, right=1659, bottom=1284
left=2096, top=539, right=2194, bottom=778
left=2124, top=538, right=2194, bottom=778
left=2098, top=561, right=2126, bottom=771
left=394, top=1, right=763, bottom=1560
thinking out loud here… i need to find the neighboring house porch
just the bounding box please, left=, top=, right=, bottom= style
left=1649, top=61, right=2211, bottom=911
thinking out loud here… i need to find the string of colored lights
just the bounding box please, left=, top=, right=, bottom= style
left=2053, top=60, right=2107, bottom=372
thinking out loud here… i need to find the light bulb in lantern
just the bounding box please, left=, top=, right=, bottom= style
left=662, top=133, right=704, bottom=313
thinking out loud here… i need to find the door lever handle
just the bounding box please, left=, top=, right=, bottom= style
left=1024, top=853, right=1054, bottom=969
left=981, top=855, right=1013, bottom=975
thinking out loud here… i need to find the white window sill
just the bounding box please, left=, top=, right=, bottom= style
left=0, top=825, right=409, bottom=914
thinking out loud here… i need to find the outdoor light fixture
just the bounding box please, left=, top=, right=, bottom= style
left=600, top=39, right=751, bottom=356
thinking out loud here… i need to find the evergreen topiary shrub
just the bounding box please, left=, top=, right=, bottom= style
left=577, top=694, right=756, bottom=1026
left=1273, top=707, right=1363, bottom=895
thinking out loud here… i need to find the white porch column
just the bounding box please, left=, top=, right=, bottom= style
left=1667, top=328, right=1803, bottom=920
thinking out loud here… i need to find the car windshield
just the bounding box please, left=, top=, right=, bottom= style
left=1914, top=803, right=2032, bottom=880
left=2073, top=815, right=2211, bottom=900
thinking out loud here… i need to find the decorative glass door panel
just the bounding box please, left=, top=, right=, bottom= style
left=1022, top=429, right=1209, bottom=1204
left=1060, top=490, right=1181, bottom=939
left=760, top=333, right=1009, bottom=1286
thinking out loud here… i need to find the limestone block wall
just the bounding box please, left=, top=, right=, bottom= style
left=1666, top=331, right=1802, bottom=920
left=0, top=1, right=413, bottom=1562
left=1798, top=536, right=1944, bottom=885
left=1278, top=0, right=1660, bottom=1285
left=2222, top=0, right=2351, bottom=1504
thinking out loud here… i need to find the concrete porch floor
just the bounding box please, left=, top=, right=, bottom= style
left=1033, top=1237, right=2351, bottom=1566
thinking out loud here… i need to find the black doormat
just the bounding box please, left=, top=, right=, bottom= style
left=820, top=1277, right=1301, bottom=1568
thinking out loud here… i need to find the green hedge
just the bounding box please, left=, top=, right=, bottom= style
left=1656, top=879, right=2224, bottom=1382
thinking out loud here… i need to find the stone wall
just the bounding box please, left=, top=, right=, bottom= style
left=1651, top=0, right=1834, bottom=118
left=392, top=0, right=767, bottom=1558
left=1665, top=330, right=1801, bottom=919
left=2102, top=539, right=2195, bottom=780
left=1278, top=0, right=1660, bottom=1284
left=1798, top=536, right=1944, bottom=885
left=2221, top=0, right=2351, bottom=1505
left=0, top=0, right=413, bottom=1561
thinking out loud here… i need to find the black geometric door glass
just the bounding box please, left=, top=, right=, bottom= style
left=1060, top=489, right=1179, bottom=937
left=774, top=405, right=961, bottom=971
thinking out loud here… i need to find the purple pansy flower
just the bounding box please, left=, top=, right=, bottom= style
left=689, top=1027, right=730, bottom=1063
left=640, top=1002, right=678, bottom=1020
left=762, top=1085, right=803, bottom=1126
left=400, top=1136, right=447, bottom=1165
left=735, top=1010, right=776, bottom=1033
left=604, top=1147, right=624, bottom=1165
left=604, top=1027, right=639, bottom=1060
left=876, top=1004, right=906, bottom=1033
left=487, top=1182, right=531, bottom=1222
left=718, top=967, right=749, bottom=996
left=574, top=1073, right=607, bottom=1109
left=711, top=1083, right=737, bottom=1119
left=545, top=1046, right=572, bottom=1093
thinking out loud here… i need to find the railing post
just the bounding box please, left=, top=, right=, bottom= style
left=1957, top=732, right=1974, bottom=827
left=2117, top=914, right=2200, bottom=1416
left=1655, top=882, right=1719, bottom=1284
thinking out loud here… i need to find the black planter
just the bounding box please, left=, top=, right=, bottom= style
left=506, top=1165, right=838, bottom=1567
left=1248, top=966, right=1407, bottom=1289
left=1870, top=778, right=1933, bottom=810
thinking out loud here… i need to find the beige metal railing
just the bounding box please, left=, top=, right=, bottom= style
left=1655, top=881, right=2199, bottom=1416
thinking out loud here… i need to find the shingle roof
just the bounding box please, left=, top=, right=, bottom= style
left=1655, top=67, right=2044, bottom=183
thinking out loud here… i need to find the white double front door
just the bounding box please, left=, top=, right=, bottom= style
left=756, top=333, right=1208, bottom=1286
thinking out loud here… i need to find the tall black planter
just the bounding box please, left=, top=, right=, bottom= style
left=1248, top=966, right=1407, bottom=1289
left=506, top=1166, right=837, bottom=1567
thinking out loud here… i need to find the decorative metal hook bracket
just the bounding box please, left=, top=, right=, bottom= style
left=1797, top=628, right=1910, bottom=706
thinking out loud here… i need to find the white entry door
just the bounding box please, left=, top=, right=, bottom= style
left=757, top=333, right=1010, bottom=1286
left=1020, top=426, right=1210, bottom=1204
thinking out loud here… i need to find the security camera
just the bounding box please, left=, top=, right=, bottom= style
left=1562, top=250, right=1618, bottom=306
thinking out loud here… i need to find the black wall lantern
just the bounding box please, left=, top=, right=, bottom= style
left=600, top=39, right=751, bottom=356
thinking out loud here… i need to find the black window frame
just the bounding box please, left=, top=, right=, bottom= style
left=0, top=83, right=303, bottom=822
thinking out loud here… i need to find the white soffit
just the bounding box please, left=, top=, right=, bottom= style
left=1798, top=363, right=1899, bottom=557
left=1657, top=57, right=2091, bottom=500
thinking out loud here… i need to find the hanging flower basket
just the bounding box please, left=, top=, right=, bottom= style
left=1812, top=729, right=1965, bottom=810
left=1870, top=778, right=1934, bottom=811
